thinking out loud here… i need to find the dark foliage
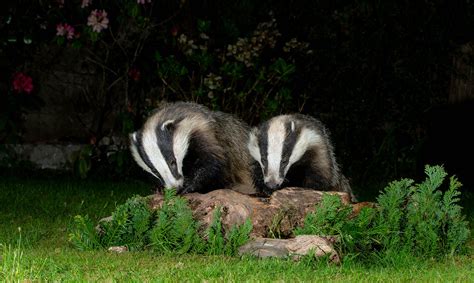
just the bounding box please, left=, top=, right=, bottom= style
left=1, top=0, right=474, bottom=192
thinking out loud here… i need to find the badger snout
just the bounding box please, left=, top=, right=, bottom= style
left=166, top=177, right=184, bottom=190
left=264, top=176, right=284, bottom=190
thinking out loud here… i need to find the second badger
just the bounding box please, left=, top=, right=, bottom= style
left=130, top=102, right=255, bottom=194
left=248, top=114, right=356, bottom=201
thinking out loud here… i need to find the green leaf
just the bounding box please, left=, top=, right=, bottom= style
left=197, top=19, right=211, bottom=33
left=154, top=51, right=163, bottom=62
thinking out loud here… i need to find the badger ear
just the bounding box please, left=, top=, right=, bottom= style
left=161, top=119, right=175, bottom=131
left=129, top=132, right=137, bottom=144
left=247, top=128, right=261, bottom=161
left=290, top=121, right=295, bottom=132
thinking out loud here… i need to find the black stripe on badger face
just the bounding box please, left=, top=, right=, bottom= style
left=133, top=131, right=163, bottom=182
left=279, top=121, right=300, bottom=177
left=261, top=118, right=304, bottom=189
left=155, top=120, right=181, bottom=180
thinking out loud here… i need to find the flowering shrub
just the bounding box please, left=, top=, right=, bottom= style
left=0, top=72, right=40, bottom=144
left=0, top=0, right=312, bottom=178
left=154, top=17, right=311, bottom=123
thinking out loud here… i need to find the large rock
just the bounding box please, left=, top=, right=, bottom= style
left=99, top=187, right=375, bottom=261
left=148, top=187, right=354, bottom=238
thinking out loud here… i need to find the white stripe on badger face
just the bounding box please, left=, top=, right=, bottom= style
left=172, top=119, right=195, bottom=180
left=170, top=116, right=211, bottom=187
left=130, top=133, right=159, bottom=179
left=283, top=127, right=322, bottom=176
left=265, top=119, right=286, bottom=185
left=248, top=130, right=263, bottom=168
left=142, top=128, right=182, bottom=189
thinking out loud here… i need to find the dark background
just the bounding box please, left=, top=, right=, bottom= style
left=1, top=0, right=473, bottom=197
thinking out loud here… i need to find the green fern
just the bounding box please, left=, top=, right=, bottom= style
left=375, top=178, right=413, bottom=251
left=68, top=215, right=101, bottom=250
left=294, top=165, right=470, bottom=259
left=442, top=176, right=470, bottom=255
left=404, top=165, right=445, bottom=256
left=100, top=195, right=153, bottom=250
left=294, top=194, right=352, bottom=236
left=224, top=219, right=253, bottom=256
left=69, top=195, right=153, bottom=251
left=294, top=193, right=378, bottom=255
left=148, top=189, right=204, bottom=254
left=206, top=207, right=226, bottom=255
left=206, top=207, right=253, bottom=256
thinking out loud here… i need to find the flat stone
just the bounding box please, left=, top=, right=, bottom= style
left=108, top=246, right=128, bottom=253
left=239, top=235, right=339, bottom=262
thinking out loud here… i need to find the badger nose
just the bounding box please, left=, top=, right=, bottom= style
left=265, top=180, right=281, bottom=190
left=174, top=178, right=184, bottom=188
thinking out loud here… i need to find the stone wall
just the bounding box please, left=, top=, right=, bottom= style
left=22, top=45, right=124, bottom=143
left=2, top=144, right=86, bottom=170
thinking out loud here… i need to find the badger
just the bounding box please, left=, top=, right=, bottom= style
left=248, top=114, right=356, bottom=201
left=129, top=102, right=256, bottom=194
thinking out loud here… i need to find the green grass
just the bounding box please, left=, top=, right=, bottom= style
left=1, top=178, right=473, bottom=281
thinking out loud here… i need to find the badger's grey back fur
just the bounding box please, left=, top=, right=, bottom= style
left=130, top=102, right=255, bottom=194
left=248, top=113, right=355, bottom=201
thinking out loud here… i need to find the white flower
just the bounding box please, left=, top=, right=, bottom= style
left=87, top=10, right=109, bottom=33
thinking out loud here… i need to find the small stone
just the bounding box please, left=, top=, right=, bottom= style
left=108, top=246, right=128, bottom=253
left=287, top=235, right=339, bottom=263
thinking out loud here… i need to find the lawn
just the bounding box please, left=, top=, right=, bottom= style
left=1, top=177, right=473, bottom=281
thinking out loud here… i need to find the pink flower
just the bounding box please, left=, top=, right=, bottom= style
left=137, top=0, right=152, bottom=4
left=81, top=0, right=91, bottom=8
left=56, top=23, right=75, bottom=39
left=12, top=72, right=34, bottom=94
left=87, top=10, right=109, bottom=33
left=56, top=24, right=65, bottom=36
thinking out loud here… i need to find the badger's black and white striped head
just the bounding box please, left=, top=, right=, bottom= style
left=130, top=113, right=209, bottom=190
left=248, top=115, right=323, bottom=190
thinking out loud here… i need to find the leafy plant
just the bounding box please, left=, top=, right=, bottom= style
left=295, top=194, right=353, bottom=237
left=402, top=166, right=470, bottom=256
left=148, top=189, right=204, bottom=254
left=68, top=214, right=102, bottom=251
left=205, top=208, right=225, bottom=255
left=73, top=145, right=93, bottom=180
left=69, top=189, right=252, bottom=256
left=295, top=165, right=470, bottom=259
left=69, top=195, right=153, bottom=251
left=375, top=178, right=413, bottom=251
left=206, top=207, right=253, bottom=256
left=223, top=218, right=253, bottom=256
left=101, top=195, right=153, bottom=250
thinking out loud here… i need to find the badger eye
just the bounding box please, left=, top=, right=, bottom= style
left=170, top=160, right=177, bottom=168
